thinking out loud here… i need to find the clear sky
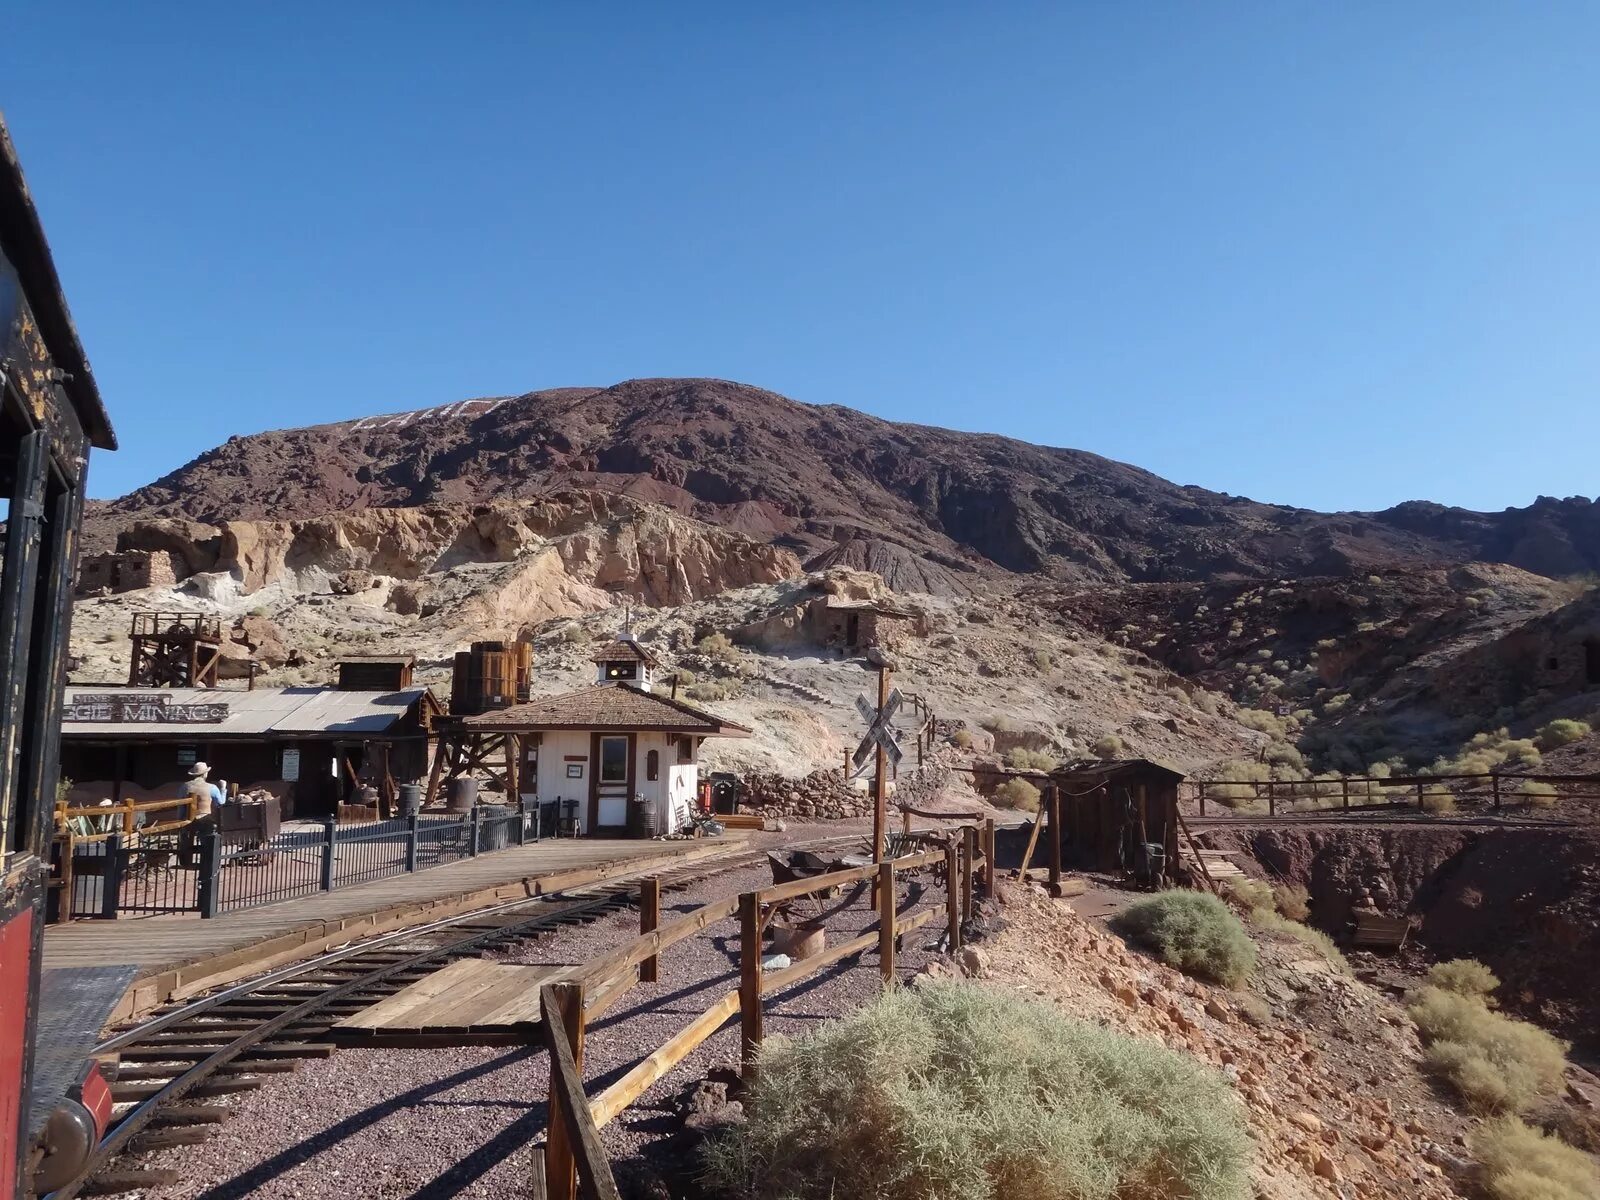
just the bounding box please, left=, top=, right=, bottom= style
left=4, top=4, right=1597, bottom=511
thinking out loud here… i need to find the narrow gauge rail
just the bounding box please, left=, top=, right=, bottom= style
left=46, top=836, right=859, bottom=1199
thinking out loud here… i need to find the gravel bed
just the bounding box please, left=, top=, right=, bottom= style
left=132, top=854, right=954, bottom=1199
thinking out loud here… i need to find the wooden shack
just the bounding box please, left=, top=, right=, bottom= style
left=449, top=641, right=532, bottom=716
left=1053, top=759, right=1184, bottom=878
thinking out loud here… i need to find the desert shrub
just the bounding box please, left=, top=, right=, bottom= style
left=1005, top=747, right=1056, bottom=772
left=697, top=631, right=738, bottom=662
left=702, top=981, right=1252, bottom=1200
left=1520, top=780, right=1558, bottom=808
left=685, top=681, right=734, bottom=703
left=1428, top=958, right=1500, bottom=1001
left=1031, top=648, right=1054, bottom=672
left=1420, top=785, right=1457, bottom=814
left=1251, top=910, right=1349, bottom=973
left=1091, top=733, right=1124, bottom=758
left=982, top=714, right=1020, bottom=734
left=1112, top=891, right=1256, bottom=986
left=1536, top=719, right=1591, bottom=750
left=992, top=778, right=1041, bottom=812
left=1221, top=877, right=1273, bottom=914
left=1472, top=1116, right=1600, bottom=1200
left=951, top=728, right=974, bottom=750
left=1272, top=883, right=1310, bottom=922
left=559, top=623, right=588, bottom=643
left=671, top=668, right=699, bottom=687
left=1236, top=708, right=1291, bottom=738
left=1407, top=986, right=1569, bottom=1113
left=1192, top=690, right=1220, bottom=716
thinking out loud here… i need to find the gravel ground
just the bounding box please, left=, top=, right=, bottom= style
left=132, top=848, right=955, bottom=1200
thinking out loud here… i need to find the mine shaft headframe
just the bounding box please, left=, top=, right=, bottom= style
left=127, top=611, right=224, bottom=688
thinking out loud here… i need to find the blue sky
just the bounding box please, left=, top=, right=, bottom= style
left=4, top=4, right=1597, bottom=511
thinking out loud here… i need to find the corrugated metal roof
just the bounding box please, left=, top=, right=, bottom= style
left=61, top=687, right=429, bottom=738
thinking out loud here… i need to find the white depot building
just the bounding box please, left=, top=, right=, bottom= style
left=459, top=637, right=750, bottom=836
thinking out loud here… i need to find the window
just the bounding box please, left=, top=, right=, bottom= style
left=678, top=736, right=695, bottom=764
left=604, top=661, right=638, bottom=681
left=1547, top=656, right=1560, bottom=671
left=646, top=749, right=659, bottom=782
left=599, top=736, right=629, bottom=783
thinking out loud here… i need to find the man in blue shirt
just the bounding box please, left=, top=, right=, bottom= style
left=185, top=762, right=226, bottom=819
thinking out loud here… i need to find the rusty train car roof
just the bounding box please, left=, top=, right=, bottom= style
left=0, top=113, right=115, bottom=450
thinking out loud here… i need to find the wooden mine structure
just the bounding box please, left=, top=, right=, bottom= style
left=1052, top=758, right=1183, bottom=881
left=126, top=611, right=223, bottom=688
left=426, top=641, right=535, bottom=807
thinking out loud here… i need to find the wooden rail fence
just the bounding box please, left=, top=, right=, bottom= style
left=537, top=822, right=991, bottom=1199
left=1191, top=770, right=1600, bottom=818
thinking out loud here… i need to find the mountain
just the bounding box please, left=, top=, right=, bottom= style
left=93, top=378, right=1600, bottom=592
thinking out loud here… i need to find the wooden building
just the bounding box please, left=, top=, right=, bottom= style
left=1053, top=758, right=1184, bottom=878
left=58, top=684, right=440, bottom=818
left=444, top=637, right=749, bottom=836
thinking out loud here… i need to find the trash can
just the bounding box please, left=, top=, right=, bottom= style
left=398, top=783, right=423, bottom=816
left=627, top=795, right=653, bottom=839
left=447, top=777, right=478, bottom=812
left=477, top=804, right=513, bottom=852
left=710, top=772, right=741, bottom=815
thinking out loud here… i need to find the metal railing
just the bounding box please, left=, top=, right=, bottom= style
left=53, top=800, right=554, bottom=920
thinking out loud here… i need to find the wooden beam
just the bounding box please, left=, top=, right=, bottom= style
left=542, top=982, right=592, bottom=1200
left=1014, top=809, right=1043, bottom=880
left=872, top=664, right=891, bottom=864
left=739, top=891, right=763, bottom=1081
left=961, top=825, right=975, bottom=925
left=945, top=840, right=961, bottom=952
left=639, top=877, right=660, bottom=984
left=982, top=818, right=996, bottom=898
left=878, top=861, right=896, bottom=985
left=1047, top=785, right=1063, bottom=896
left=587, top=990, right=741, bottom=1129
left=423, top=729, right=448, bottom=809
left=761, top=908, right=936, bottom=995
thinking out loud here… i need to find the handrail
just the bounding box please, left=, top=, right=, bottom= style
left=540, top=983, right=622, bottom=1200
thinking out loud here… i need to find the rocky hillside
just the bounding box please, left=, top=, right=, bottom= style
left=90, top=378, right=1600, bottom=592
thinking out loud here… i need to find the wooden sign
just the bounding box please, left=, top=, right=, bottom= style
left=852, top=687, right=904, bottom=769
left=65, top=693, right=229, bottom=724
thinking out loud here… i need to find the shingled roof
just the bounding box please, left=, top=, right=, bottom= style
left=590, top=639, right=659, bottom=667
left=460, top=683, right=750, bottom=736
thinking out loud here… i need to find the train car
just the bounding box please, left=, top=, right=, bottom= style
left=0, top=115, right=117, bottom=1198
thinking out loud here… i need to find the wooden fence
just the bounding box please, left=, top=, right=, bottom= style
left=1191, top=770, right=1600, bottom=818
left=538, top=822, right=992, bottom=1199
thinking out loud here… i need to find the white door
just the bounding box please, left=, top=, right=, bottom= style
left=595, top=734, right=631, bottom=830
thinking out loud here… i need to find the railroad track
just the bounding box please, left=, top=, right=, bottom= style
left=46, top=835, right=860, bottom=1199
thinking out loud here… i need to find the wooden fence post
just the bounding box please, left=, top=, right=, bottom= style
left=1197, top=781, right=1206, bottom=818
left=982, top=818, right=996, bottom=898
left=1341, top=778, right=1350, bottom=811
left=639, top=877, right=661, bottom=984
left=945, top=840, right=961, bottom=952
left=1047, top=786, right=1063, bottom=897
left=1491, top=774, right=1501, bottom=811
left=878, top=861, right=896, bottom=985
left=739, top=891, right=763, bottom=1082
left=961, top=825, right=975, bottom=925
left=1268, top=786, right=1276, bottom=818
left=543, top=980, right=586, bottom=1200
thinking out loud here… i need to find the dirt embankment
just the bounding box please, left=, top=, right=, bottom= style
left=1198, top=825, right=1600, bottom=1052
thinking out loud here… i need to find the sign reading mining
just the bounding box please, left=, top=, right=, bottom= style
left=65, top=693, right=230, bottom=724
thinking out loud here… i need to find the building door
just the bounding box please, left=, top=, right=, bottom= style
left=589, top=733, right=634, bottom=833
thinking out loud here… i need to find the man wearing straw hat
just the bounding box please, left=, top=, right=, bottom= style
left=185, top=762, right=226, bottom=823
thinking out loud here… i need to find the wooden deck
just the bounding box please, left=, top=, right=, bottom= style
left=43, top=837, right=742, bottom=1021
left=334, top=957, right=573, bottom=1046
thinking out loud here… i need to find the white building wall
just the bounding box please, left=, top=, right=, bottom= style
left=517, top=728, right=700, bottom=836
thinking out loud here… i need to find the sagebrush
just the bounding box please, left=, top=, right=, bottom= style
left=1427, top=958, right=1499, bottom=1001
left=992, top=778, right=1040, bottom=812
left=702, top=981, right=1252, bottom=1200
left=1408, top=985, right=1568, bottom=1112
left=1472, top=1116, right=1599, bottom=1200
left=1112, top=891, right=1256, bottom=986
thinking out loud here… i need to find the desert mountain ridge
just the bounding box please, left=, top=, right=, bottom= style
left=90, top=377, right=1600, bottom=592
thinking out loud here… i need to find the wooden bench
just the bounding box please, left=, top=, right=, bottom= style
left=1352, top=911, right=1410, bottom=950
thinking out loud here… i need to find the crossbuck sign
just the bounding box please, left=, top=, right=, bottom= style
left=852, top=687, right=904, bottom=771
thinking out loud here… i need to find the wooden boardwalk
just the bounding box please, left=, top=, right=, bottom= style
left=43, top=837, right=741, bottom=1021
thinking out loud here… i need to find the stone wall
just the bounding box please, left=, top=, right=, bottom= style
left=737, top=762, right=953, bottom=821
left=75, top=549, right=181, bottom=596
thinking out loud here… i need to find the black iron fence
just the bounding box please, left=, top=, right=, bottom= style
left=55, top=800, right=553, bottom=920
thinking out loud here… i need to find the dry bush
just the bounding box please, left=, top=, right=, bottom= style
left=559, top=623, right=588, bottom=643
left=1428, top=959, right=1500, bottom=1001
left=1112, top=891, right=1257, bottom=987
left=1006, top=748, right=1056, bottom=772
left=697, top=631, right=738, bottom=662
left=1407, top=986, right=1569, bottom=1113
left=702, top=981, right=1252, bottom=1200
left=1272, top=883, right=1310, bottom=922
left=1091, top=733, right=1124, bottom=758
left=1252, top=909, right=1349, bottom=973
left=1221, top=878, right=1273, bottom=915
left=1421, top=785, right=1457, bottom=814
left=950, top=728, right=974, bottom=750
left=1520, top=780, right=1558, bottom=809
left=992, top=778, right=1041, bottom=813
left=1472, top=1117, right=1600, bottom=1200
left=685, top=681, right=735, bottom=703
left=1536, top=719, right=1591, bottom=750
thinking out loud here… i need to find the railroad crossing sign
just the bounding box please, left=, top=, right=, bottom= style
left=852, top=686, right=904, bottom=770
